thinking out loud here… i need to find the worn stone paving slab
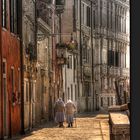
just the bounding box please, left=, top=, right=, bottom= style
left=11, top=114, right=110, bottom=140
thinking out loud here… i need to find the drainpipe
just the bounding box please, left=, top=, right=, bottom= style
left=19, top=0, right=25, bottom=135
left=79, top=0, right=82, bottom=81
left=58, top=10, right=62, bottom=98
left=35, top=0, right=37, bottom=60
left=59, top=13, right=62, bottom=43
left=90, top=0, right=94, bottom=112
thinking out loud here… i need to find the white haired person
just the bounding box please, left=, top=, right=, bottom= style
left=65, top=99, right=76, bottom=127
left=54, top=98, right=65, bottom=127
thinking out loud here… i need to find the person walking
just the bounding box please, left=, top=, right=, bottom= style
left=65, top=99, right=76, bottom=127
left=54, top=98, right=65, bottom=127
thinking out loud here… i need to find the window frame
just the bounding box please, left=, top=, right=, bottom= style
left=2, top=0, right=7, bottom=28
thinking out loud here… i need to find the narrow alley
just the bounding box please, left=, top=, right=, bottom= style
left=0, top=0, right=130, bottom=139
left=11, top=113, right=109, bottom=140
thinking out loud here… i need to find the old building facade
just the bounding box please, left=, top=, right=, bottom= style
left=59, top=0, right=79, bottom=105
left=0, top=0, right=22, bottom=138
left=36, top=1, right=52, bottom=122
left=0, top=0, right=130, bottom=138
left=22, top=0, right=37, bottom=131
left=75, top=0, right=130, bottom=112
left=75, top=0, right=95, bottom=112
left=37, top=0, right=62, bottom=120
left=93, top=0, right=130, bottom=109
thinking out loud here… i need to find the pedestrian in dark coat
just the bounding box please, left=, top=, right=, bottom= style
left=65, top=99, right=76, bottom=127
left=54, top=98, right=65, bottom=127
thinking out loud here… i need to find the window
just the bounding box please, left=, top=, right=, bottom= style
left=67, top=55, right=72, bottom=69
left=100, top=0, right=102, bottom=26
left=18, top=68, right=21, bottom=102
left=104, top=78, right=108, bottom=89
left=107, top=97, right=110, bottom=106
left=75, top=0, right=78, bottom=20
left=10, top=0, right=18, bottom=34
left=115, top=51, right=119, bottom=67
left=11, top=68, right=15, bottom=93
left=86, top=6, right=91, bottom=27
left=82, top=3, right=84, bottom=24
left=74, top=57, right=76, bottom=70
left=2, top=0, right=7, bottom=28
left=112, top=51, right=115, bottom=66
left=18, top=68, right=20, bottom=92
left=73, top=3, right=76, bottom=31
left=3, top=61, right=6, bottom=74
left=93, top=10, right=95, bottom=29
left=68, top=87, right=70, bottom=99
left=26, top=82, right=29, bottom=102
left=71, top=84, right=73, bottom=100
left=108, top=50, right=112, bottom=66
left=84, top=82, right=91, bottom=97
left=111, top=97, right=113, bottom=105
left=73, top=57, right=76, bottom=82
left=101, top=97, right=103, bottom=107
left=110, top=3, right=113, bottom=29
left=56, top=0, right=65, bottom=5
left=83, top=47, right=87, bottom=60
left=108, top=50, right=120, bottom=67
left=107, top=3, right=109, bottom=29
left=113, top=78, right=115, bottom=89
left=75, top=85, right=77, bottom=99
left=87, top=49, right=90, bottom=63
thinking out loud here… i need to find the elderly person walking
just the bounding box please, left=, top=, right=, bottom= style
left=54, top=98, right=65, bottom=127
left=65, top=99, right=76, bottom=127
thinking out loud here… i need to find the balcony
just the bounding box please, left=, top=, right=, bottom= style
left=100, top=65, right=107, bottom=75
left=120, top=68, right=129, bottom=77
left=81, top=24, right=91, bottom=36
left=114, top=67, right=120, bottom=76
left=108, top=67, right=120, bottom=77
left=116, top=33, right=129, bottom=42
left=108, top=67, right=114, bottom=76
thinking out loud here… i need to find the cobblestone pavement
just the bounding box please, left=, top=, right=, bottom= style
left=12, top=113, right=110, bottom=140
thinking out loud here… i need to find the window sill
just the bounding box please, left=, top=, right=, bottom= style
left=10, top=32, right=21, bottom=40
left=2, top=27, right=8, bottom=32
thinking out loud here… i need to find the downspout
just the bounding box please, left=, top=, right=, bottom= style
left=79, top=0, right=82, bottom=81
left=91, top=1, right=94, bottom=112
left=35, top=0, right=37, bottom=60
left=19, top=0, right=25, bottom=135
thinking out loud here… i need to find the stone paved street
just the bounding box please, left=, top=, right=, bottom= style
left=11, top=113, right=110, bottom=140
